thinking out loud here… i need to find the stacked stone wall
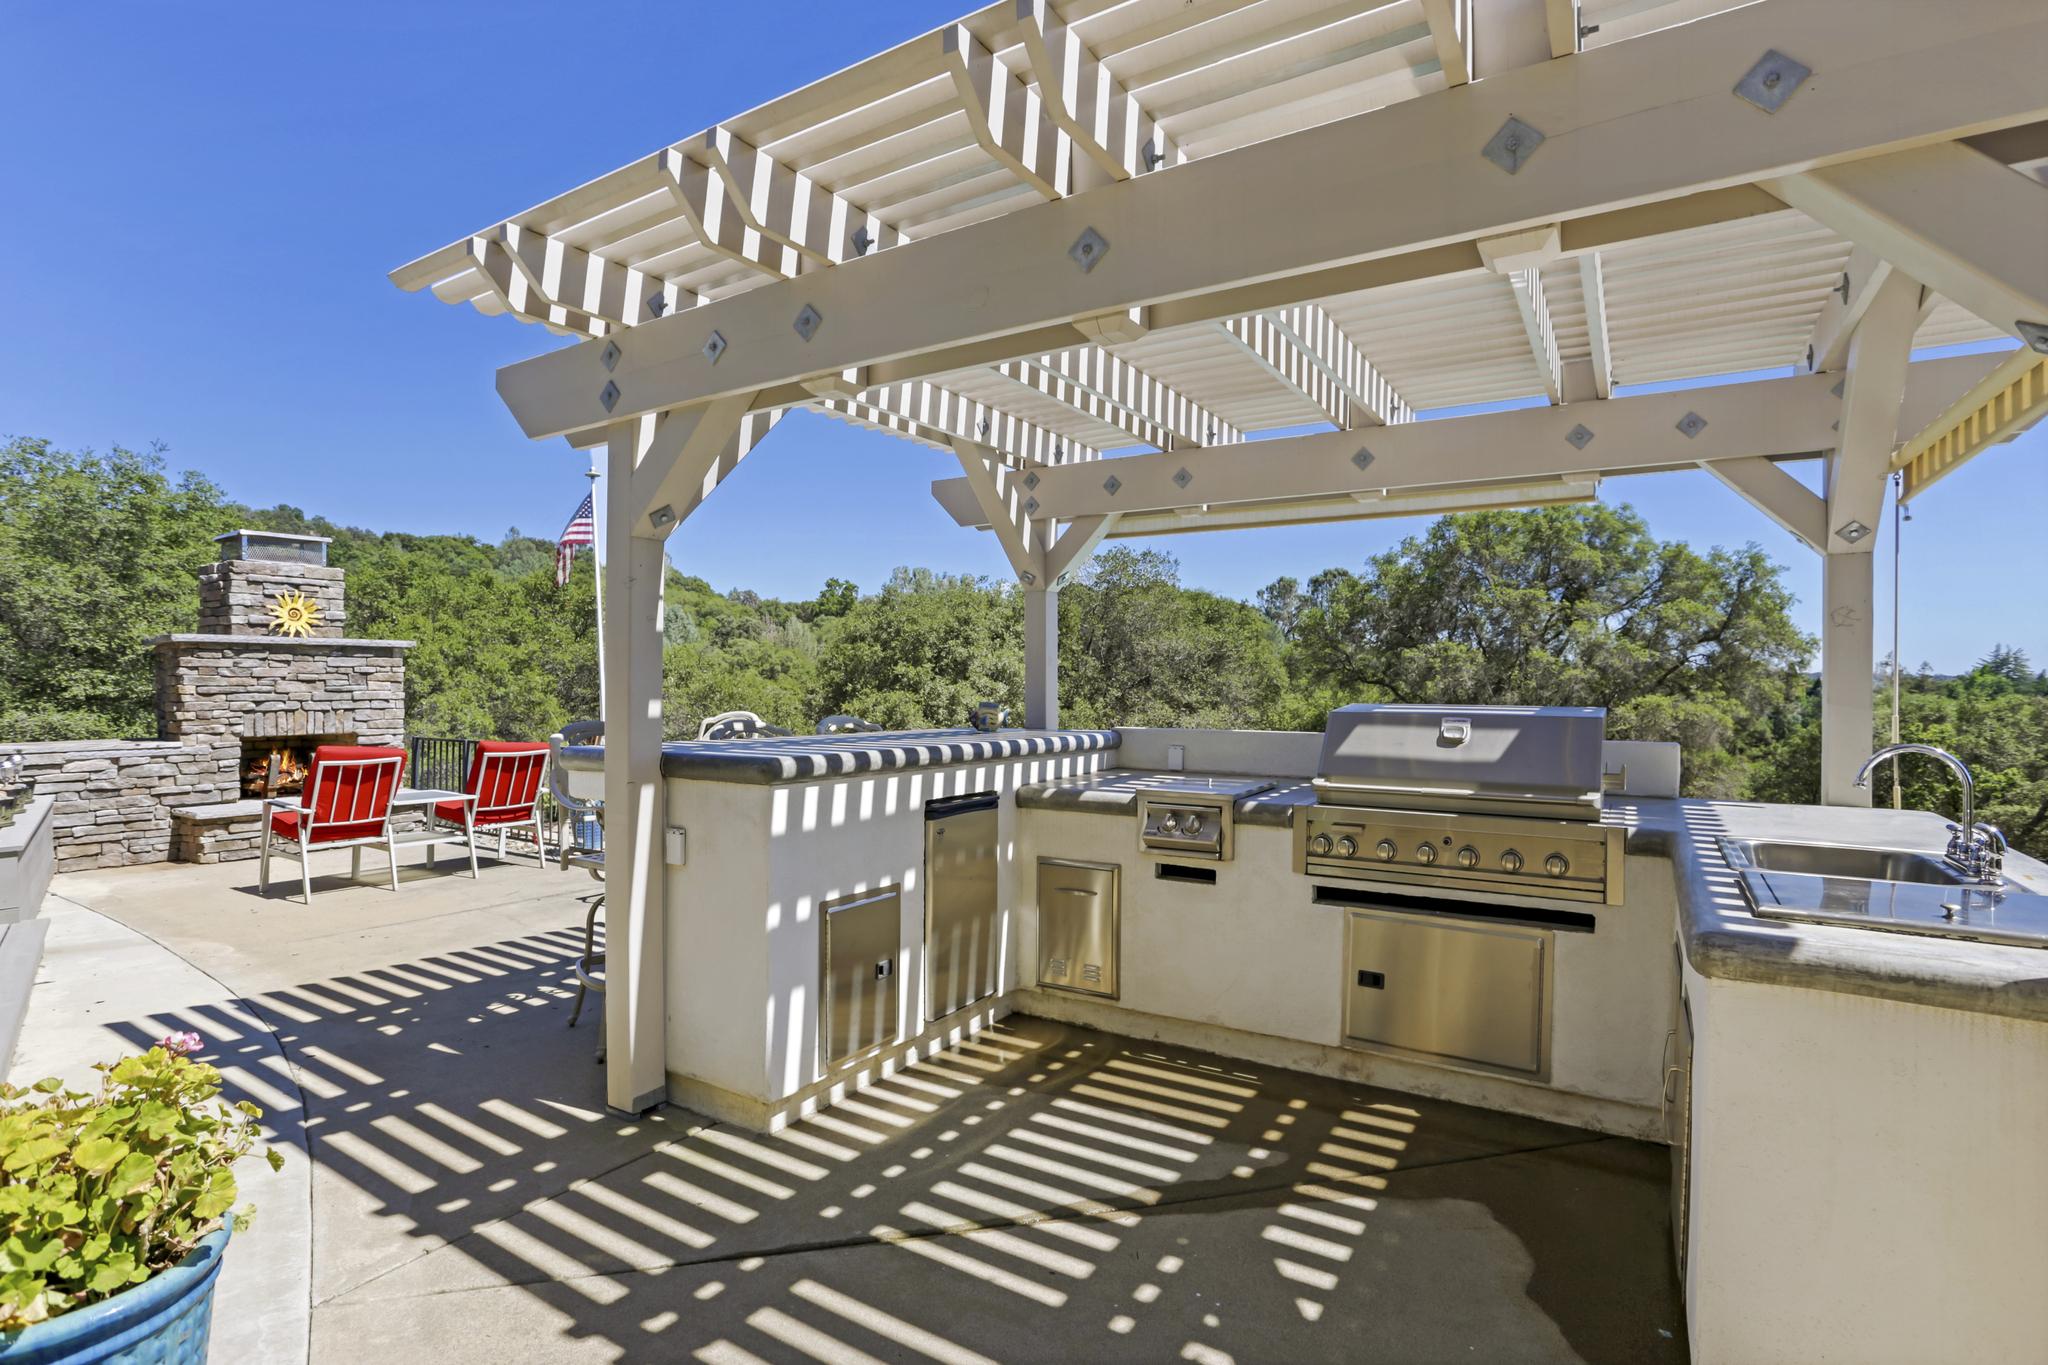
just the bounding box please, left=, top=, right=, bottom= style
left=195, top=560, right=346, bottom=638
left=11, top=741, right=229, bottom=872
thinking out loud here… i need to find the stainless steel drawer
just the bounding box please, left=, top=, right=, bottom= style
left=1038, top=858, right=1119, bottom=999
left=1345, top=909, right=1548, bottom=1074
left=926, top=793, right=1001, bottom=1021
left=819, top=886, right=902, bottom=1070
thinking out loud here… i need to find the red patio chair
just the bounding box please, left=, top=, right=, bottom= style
left=260, top=744, right=407, bottom=904
left=431, top=741, right=551, bottom=867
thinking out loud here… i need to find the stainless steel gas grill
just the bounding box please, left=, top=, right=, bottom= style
left=1137, top=775, right=1275, bottom=862
left=1297, top=705, right=1624, bottom=905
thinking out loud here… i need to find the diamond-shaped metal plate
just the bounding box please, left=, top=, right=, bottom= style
left=1676, top=412, right=1708, bottom=439
left=1172, top=467, right=1193, bottom=490
left=601, top=340, right=622, bottom=372
left=702, top=330, right=727, bottom=364
left=1102, top=474, right=1122, bottom=496
left=646, top=292, right=669, bottom=318
left=1351, top=447, right=1376, bottom=471
left=850, top=225, right=874, bottom=257
left=1481, top=116, right=1545, bottom=174
left=1830, top=378, right=1846, bottom=398
left=1733, top=49, right=1811, bottom=113
left=793, top=304, right=823, bottom=342
left=1023, top=471, right=1040, bottom=490
left=1069, top=227, right=1110, bottom=273
left=1835, top=520, right=1871, bottom=544
left=1023, top=496, right=1040, bottom=516
left=1565, top=424, right=1594, bottom=450
left=2019, top=320, right=2048, bottom=354
left=599, top=380, right=621, bottom=413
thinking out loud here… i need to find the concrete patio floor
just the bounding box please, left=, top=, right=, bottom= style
left=12, top=852, right=1687, bottom=1364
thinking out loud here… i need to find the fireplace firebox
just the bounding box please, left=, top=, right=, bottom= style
left=240, top=734, right=358, bottom=799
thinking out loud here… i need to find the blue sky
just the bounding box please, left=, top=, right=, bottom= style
left=4, top=2, right=2042, bottom=672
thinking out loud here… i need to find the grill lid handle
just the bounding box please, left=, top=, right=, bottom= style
left=1438, top=717, right=1473, bottom=746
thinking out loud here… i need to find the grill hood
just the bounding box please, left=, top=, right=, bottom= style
left=1312, top=704, right=1608, bottom=821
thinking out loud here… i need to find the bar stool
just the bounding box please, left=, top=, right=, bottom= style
left=550, top=724, right=606, bottom=1062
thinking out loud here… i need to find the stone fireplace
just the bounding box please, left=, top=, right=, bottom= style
left=9, top=531, right=412, bottom=869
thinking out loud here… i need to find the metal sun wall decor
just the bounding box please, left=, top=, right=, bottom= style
left=266, top=590, right=322, bottom=638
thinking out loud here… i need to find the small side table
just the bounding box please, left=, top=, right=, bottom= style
left=375, top=788, right=479, bottom=880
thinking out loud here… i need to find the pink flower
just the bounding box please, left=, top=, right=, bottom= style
left=158, top=1031, right=203, bottom=1057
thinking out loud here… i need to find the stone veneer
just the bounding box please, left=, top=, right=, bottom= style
left=10, top=546, right=411, bottom=871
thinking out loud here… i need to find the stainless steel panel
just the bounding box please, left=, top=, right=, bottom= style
left=1314, top=704, right=1607, bottom=819
left=1137, top=794, right=1232, bottom=861
left=819, top=886, right=902, bottom=1070
left=1345, top=909, right=1548, bottom=1073
left=926, top=797, right=1000, bottom=1021
left=1038, top=858, right=1119, bottom=999
left=1299, top=805, right=1624, bottom=905
left=1666, top=972, right=1694, bottom=1277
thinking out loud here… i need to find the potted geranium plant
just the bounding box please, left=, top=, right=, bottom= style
left=0, top=1032, right=279, bottom=1363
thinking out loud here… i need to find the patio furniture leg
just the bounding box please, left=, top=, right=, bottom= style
left=351, top=846, right=362, bottom=881
left=498, top=827, right=507, bottom=860
left=531, top=814, right=545, bottom=866
left=388, top=834, right=400, bottom=892
left=299, top=838, right=313, bottom=906
left=465, top=812, right=478, bottom=879
left=259, top=835, right=271, bottom=894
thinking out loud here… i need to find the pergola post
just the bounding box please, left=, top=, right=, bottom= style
left=1817, top=272, right=1921, bottom=806
left=1023, top=586, right=1059, bottom=730
left=602, top=417, right=673, bottom=1115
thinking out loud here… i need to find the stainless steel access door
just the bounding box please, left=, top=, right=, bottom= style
left=925, top=792, right=1001, bottom=1021
left=819, top=886, right=902, bottom=1070
left=1038, top=858, right=1119, bottom=999
left=1345, top=909, right=1549, bottom=1074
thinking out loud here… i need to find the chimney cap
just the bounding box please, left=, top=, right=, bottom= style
left=214, top=530, right=331, bottom=566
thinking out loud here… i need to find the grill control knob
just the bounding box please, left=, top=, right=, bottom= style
left=1500, top=849, right=1524, bottom=874
left=1455, top=845, right=1480, bottom=869
left=1309, top=833, right=1333, bottom=856
left=1183, top=813, right=1204, bottom=836
left=1415, top=842, right=1438, bottom=865
left=1545, top=853, right=1571, bottom=878
left=1336, top=835, right=1357, bottom=858
left=1161, top=813, right=1180, bottom=834
left=1375, top=839, right=1398, bottom=861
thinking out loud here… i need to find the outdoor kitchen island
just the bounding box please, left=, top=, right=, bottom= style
left=563, top=708, right=2048, bottom=1364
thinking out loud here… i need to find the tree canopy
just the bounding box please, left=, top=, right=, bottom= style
left=2, top=436, right=2041, bottom=857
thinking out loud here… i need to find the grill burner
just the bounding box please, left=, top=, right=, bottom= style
left=1300, top=705, right=1623, bottom=905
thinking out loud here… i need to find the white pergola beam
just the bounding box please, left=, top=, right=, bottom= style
left=1045, top=513, right=1118, bottom=584
left=1014, top=0, right=1174, bottom=184
left=1579, top=252, right=1613, bottom=398
left=1506, top=267, right=1564, bottom=402
left=1419, top=0, right=1474, bottom=87
left=698, top=127, right=905, bottom=270
left=1216, top=314, right=1352, bottom=429
left=821, top=378, right=1098, bottom=466
left=1545, top=0, right=1581, bottom=59
left=1706, top=457, right=1827, bottom=552
left=1768, top=141, right=2048, bottom=350
left=1003, top=348, right=1239, bottom=450
left=944, top=23, right=1064, bottom=200
left=929, top=354, right=1993, bottom=524
left=499, top=0, right=2048, bottom=441
left=951, top=438, right=1049, bottom=583
left=625, top=392, right=774, bottom=535
left=656, top=147, right=791, bottom=279
left=1802, top=246, right=1894, bottom=375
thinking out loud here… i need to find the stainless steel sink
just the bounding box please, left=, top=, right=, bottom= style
left=1719, top=836, right=2048, bottom=948
left=1721, top=838, right=1966, bottom=886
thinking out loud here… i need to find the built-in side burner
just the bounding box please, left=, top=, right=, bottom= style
left=1137, top=775, right=1274, bottom=862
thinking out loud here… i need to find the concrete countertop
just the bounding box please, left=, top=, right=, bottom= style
left=1017, top=770, right=2048, bottom=1022
left=1615, top=797, right=2048, bottom=1023
left=1015, top=768, right=1315, bottom=826
left=558, top=727, right=1119, bottom=785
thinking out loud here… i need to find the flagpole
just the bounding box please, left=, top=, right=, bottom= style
left=589, top=451, right=606, bottom=723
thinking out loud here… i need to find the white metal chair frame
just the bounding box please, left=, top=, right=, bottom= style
left=432, top=747, right=550, bottom=867
left=259, top=751, right=406, bottom=905
left=550, top=725, right=606, bottom=1061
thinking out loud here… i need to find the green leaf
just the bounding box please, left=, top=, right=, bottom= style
left=72, top=1135, right=128, bottom=1175
left=108, top=1151, right=157, bottom=1197
left=1, top=1137, right=65, bottom=1173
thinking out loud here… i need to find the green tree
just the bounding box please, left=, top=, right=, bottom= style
left=0, top=439, right=229, bottom=739
left=817, top=569, right=1022, bottom=729
left=1271, top=505, right=1814, bottom=797
left=1059, top=548, right=1286, bottom=729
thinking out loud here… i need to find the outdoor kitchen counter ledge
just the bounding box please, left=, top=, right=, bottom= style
left=556, top=727, right=1117, bottom=785
left=1015, top=768, right=1315, bottom=823
left=1616, top=796, right=2048, bottom=1024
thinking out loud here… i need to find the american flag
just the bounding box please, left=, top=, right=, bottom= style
left=556, top=493, right=595, bottom=586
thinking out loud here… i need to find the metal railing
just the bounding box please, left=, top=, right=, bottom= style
left=407, top=735, right=601, bottom=857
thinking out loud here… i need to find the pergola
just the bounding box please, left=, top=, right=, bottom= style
left=394, top=0, right=2048, bottom=1110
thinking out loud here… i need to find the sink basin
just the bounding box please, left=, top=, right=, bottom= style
left=1721, top=838, right=1965, bottom=886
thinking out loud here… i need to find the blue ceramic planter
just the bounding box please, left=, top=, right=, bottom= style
left=0, top=1228, right=228, bottom=1365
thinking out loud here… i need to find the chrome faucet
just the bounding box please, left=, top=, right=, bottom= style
left=1854, top=743, right=2005, bottom=885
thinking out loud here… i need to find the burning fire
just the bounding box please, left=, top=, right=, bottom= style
left=245, top=744, right=312, bottom=796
